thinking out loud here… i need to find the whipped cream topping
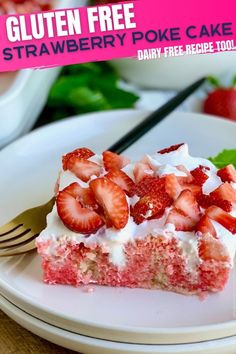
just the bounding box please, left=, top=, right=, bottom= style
left=38, top=144, right=236, bottom=269
left=146, top=144, right=222, bottom=194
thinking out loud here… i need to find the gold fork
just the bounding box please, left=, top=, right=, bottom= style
left=0, top=198, right=55, bottom=257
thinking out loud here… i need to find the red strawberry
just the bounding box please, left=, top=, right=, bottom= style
left=203, top=87, right=236, bottom=121
left=197, top=193, right=232, bottom=212
left=198, top=235, right=229, bottom=262
left=176, top=165, right=194, bottom=183
left=133, top=176, right=166, bottom=197
left=165, top=174, right=182, bottom=200
left=165, top=208, right=196, bottom=231
left=139, top=155, right=155, bottom=169
left=196, top=215, right=217, bottom=238
left=56, top=188, right=104, bottom=234
left=207, top=206, right=236, bottom=234
left=62, top=147, right=94, bottom=170
left=181, top=183, right=202, bottom=197
left=133, top=162, right=154, bottom=183
left=131, top=192, right=171, bottom=225
left=105, top=169, right=135, bottom=197
left=158, top=143, right=184, bottom=154
left=217, top=164, right=236, bottom=183
left=102, top=151, right=130, bottom=171
left=174, top=190, right=200, bottom=222
left=210, top=182, right=236, bottom=203
left=90, top=177, right=129, bottom=229
left=80, top=188, right=100, bottom=211
left=191, top=167, right=209, bottom=186
left=66, top=156, right=101, bottom=182
left=149, top=209, right=166, bottom=220
left=64, top=182, right=99, bottom=211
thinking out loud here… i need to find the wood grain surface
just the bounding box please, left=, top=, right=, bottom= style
left=0, top=310, right=79, bottom=354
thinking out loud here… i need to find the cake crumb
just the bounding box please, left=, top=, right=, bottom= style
left=82, top=285, right=95, bottom=293
left=198, top=291, right=208, bottom=301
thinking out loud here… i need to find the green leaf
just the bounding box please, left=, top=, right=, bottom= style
left=93, top=72, right=118, bottom=90
left=43, top=61, right=140, bottom=121
left=207, top=76, right=220, bottom=87
left=100, top=86, right=139, bottom=109
left=48, top=75, right=91, bottom=107
left=209, top=150, right=236, bottom=168
left=51, top=108, right=71, bottom=121
left=232, top=75, right=236, bottom=87
left=68, top=87, right=111, bottom=112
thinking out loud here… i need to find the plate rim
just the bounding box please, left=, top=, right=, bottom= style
left=2, top=293, right=236, bottom=354
left=1, top=108, right=236, bottom=156
left=1, top=279, right=236, bottom=345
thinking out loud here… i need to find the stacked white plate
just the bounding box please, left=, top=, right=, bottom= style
left=1, top=110, right=236, bottom=354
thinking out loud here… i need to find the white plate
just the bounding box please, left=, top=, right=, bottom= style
left=2, top=293, right=236, bottom=354
left=0, top=110, right=236, bottom=345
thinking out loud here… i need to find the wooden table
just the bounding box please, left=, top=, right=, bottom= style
left=0, top=310, right=78, bottom=353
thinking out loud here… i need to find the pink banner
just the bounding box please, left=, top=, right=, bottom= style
left=0, top=0, right=235, bottom=71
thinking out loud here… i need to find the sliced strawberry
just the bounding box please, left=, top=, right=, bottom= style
left=90, top=177, right=129, bottom=229
left=165, top=174, right=182, bottom=200
left=198, top=235, right=229, bottom=262
left=105, top=169, right=135, bottom=197
left=81, top=188, right=101, bottom=210
left=66, top=156, right=102, bottom=182
left=190, top=167, right=209, bottom=186
left=207, top=206, right=236, bottom=234
left=64, top=182, right=99, bottom=211
left=158, top=143, right=184, bottom=154
left=54, top=174, right=60, bottom=195
left=102, top=151, right=130, bottom=171
left=131, top=192, right=171, bottom=225
left=99, top=210, right=113, bottom=228
left=61, top=182, right=82, bottom=198
left=197, top=193, right=232, bottom=212
left=210, top=182, right=236, bottom=203
left=174, top=190, right=200, bottom=222
left=139, top=155, right=155, bottom=169
left=165, top=208, right=196, bottom=231
left=181, top=183, right=202, bottom=197
left=56, top=188, right=104, bottom=234
left=133, top=176, right=166, bottom=197
left=200, top=165, right=210, bottom=171
left=133, top=162, right=154, bottom=183
left=196, top=215, right=217, bottom=238
left=62, top=147, right=94, bottom=170
left=217, top=164, right=236, bottom=183
left=176, top=165, right=194, bottom=183
left=149, top=209, right=166, bottom=221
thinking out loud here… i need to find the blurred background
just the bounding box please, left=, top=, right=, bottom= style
left=0, top=0, right=236, bottom=149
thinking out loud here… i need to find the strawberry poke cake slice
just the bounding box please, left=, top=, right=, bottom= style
left=36, top=144, right=236, bottom=295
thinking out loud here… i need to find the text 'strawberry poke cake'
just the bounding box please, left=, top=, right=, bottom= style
left=36, top=143, right=236, bottom=295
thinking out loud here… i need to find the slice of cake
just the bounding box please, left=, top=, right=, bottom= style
left=36, top=144, right=236, bottom=295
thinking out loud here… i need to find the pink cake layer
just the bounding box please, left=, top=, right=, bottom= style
left=37, top=235, right=230, bottom=295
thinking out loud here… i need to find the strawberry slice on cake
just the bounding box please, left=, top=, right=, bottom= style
left=36, top=143, right=236, bottom=295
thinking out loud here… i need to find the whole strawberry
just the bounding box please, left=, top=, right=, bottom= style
left=204, top=85, right=236, bottom=121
